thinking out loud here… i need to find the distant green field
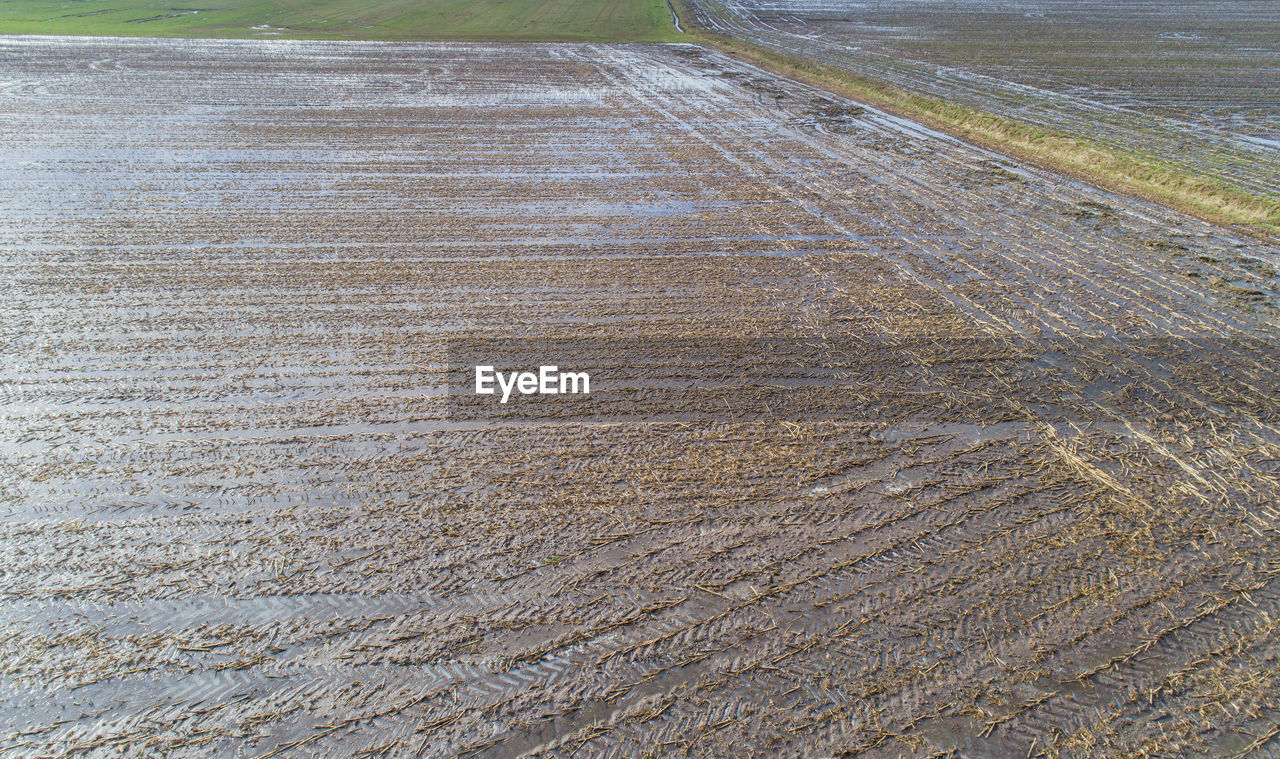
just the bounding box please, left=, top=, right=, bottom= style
left=0, top=0, right=681, bottom=41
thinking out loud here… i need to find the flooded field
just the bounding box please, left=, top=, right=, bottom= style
left=685, top=0, right=1280, bottom=197
left=3, top=35, right=1280, bottom=757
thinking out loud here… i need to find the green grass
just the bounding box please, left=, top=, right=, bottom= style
left=0, top=0, right=681, bottom=42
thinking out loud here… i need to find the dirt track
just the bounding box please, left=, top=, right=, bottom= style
left=2, top=37, right=1280, bottom=758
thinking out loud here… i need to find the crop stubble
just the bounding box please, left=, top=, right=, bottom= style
left=2, top=37, right=1280, bottom=757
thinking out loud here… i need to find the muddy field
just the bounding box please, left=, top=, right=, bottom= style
left=3, top=36, right=1280, bottom=757
left=685, top=0, right=1280, bottom=197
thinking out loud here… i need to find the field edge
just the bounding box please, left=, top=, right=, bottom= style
left=669, top=0, right=1280, bottom=241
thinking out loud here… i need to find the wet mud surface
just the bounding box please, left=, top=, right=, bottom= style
left=3, top=36, right=1280, bottom=758
left=685, top=0, right=1280, bottom=196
